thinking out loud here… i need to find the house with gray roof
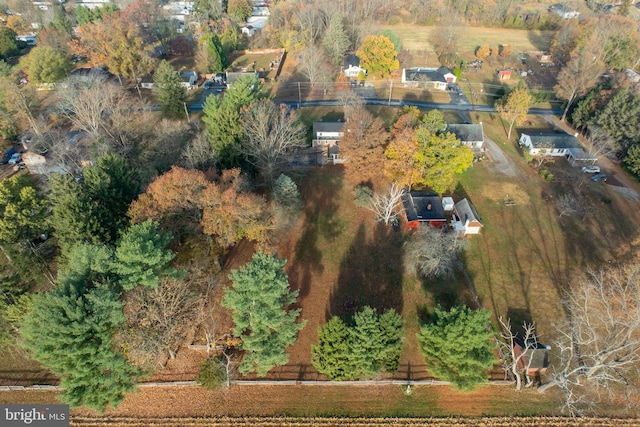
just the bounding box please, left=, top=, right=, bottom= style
left=452, top=198, right=483, bottom=237
left=447, top=123, right=484, bottom=150
left=312, top=121, right=345, bottom=163
left=518, top=132, right=582, bottom=156
left=225, top=71, right=259, bottom=88
left=401, top=67, right=456, bottom=90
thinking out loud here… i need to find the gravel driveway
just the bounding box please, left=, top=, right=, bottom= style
left=483, top=135, right=520, bottom=178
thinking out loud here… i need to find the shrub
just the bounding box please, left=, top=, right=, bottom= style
left=273, top=174, right=302, bottom=211
left=540, top=168, right=554, bottom=182
left=197, top=358, right=226, bottom=390
left=353, top=184, right=373, bottom=207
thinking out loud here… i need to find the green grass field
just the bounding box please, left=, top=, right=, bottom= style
left=384, top=25, right=554, bottom=58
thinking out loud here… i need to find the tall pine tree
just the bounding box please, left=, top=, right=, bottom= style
left=222, top=252, right=305, bottom=376
left=202, top=75, right=262, bottom=169
left=311, top=307, right=404, bottom=380
left=153, top=60, right=187, bottom=119
left=311, top=317, right=355, bottom=380
left=417, top=305, right=496, bottom=391
left=20, top=243, right=139, bottom=412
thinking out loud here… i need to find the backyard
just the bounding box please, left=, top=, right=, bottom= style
left=4, top=105, right=640, bottom=419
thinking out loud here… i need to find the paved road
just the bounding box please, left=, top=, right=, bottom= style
left=188, top=97, right=562, bottom=115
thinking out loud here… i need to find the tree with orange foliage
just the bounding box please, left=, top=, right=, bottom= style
left=70, top=13, right=156, bottom=82
left=384, top=127, right=419, bottom=188
left=384, top=107, right=422, bottom=188
left=200, top=169, right=273, bottom=249
left=340, top=98, right=388, bottom=180
left=475, top=45, right=490, bottom=60
left=129, top=167, right=273, bottom=250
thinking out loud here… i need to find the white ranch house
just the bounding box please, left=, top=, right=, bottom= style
left=447, top=123, right=484, bottom=150
left=401, top=67, right=456, bottom=90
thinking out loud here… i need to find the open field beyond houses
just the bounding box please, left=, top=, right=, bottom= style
left=384, top=25, right=554, bottom=55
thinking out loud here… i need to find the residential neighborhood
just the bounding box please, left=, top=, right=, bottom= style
left=0, top=0, right=640, bottom=425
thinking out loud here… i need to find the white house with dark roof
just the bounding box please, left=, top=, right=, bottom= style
left=452, top=198, right=483, bottom=237
left=343, top=54, right=366, bottom=79
left=447, top=123, right=484, bottom=150
left=312, top=121, right=344, bottom=162
left=401, top=67, right=456, bottom=90
left=518, top=132, right=582, bottom=156
left=312, top=121, right=344, bottom=147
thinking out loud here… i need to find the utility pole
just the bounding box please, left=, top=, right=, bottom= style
left=388, top=81, right=393, bottom=106
left=297, top=82, right=301, bottom=108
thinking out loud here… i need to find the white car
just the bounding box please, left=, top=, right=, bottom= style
left=8, top=153, right=21, bottom=164
left=581, top=165, right=600, bottom=173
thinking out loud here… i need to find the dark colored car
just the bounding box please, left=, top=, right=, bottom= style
left=204, top=81, right=213, bottom=89
left=591, top=173, right=607, bottom=182
left=2, top=146, right=16, bottom=164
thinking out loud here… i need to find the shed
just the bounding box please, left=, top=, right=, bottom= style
left=514, top=341, right=550, bottom=375
left=566, top=148, right=598, bottom=166
left=402, top=192, right=446, bottom=229
left=452, top=198, right=483, bottom=236
left=498, top=70, right=511, bottom=80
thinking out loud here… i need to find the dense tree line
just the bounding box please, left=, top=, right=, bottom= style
left=570, top=84, right=640, bottom=175
left=312, top=307, right=404, bottom=380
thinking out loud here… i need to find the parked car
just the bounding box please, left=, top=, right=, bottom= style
left=8, top=152, right=21, bottom=164
left=204, top=81, right=213, bottom=90
left=2, top=147, right=16, bottom=164
left=581, top=165, right=600, bottom=173
left=591, top=173, right=607, bottom=182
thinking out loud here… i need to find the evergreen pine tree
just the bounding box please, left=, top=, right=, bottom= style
left=417, top=305, right=496, bottom=392
left=153, top=60, right=187, bottom=119
left=322, top=15, right=350, bottom=65
left=20, top=244, right=138, bottom=412
left=378, top=308, right=404, bottom=373
left=350, top=306, right=387, bottom=377
left=114, top=219, right=176, bottom=291
left=273, top=174, right=302, bottom=211
left=222, top=252, right=306, bottom=376
left=202, top=75, right=262, bottom=169
left=311, top=317, right=355, bottom=380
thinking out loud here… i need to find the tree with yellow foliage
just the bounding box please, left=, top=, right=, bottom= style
left=356, top=35, right=399, bottom=78
left=497, top=86, right=532, bottom=140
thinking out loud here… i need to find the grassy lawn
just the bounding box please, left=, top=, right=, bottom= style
left=385, top=25, right=554, bottom=58
left=0, top=385, right=564, bottom=418
left=458, top=112, right=640, bottom=345
left=5, top=103, right=640, bottom=418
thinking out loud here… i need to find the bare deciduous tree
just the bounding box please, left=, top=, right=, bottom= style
left=555, top=54, right=604, bottom=121
left=297, top=45, right=327, bottom=87
left=294, top=5, right=326, bottom=43
left=241, top=99, right=306, bottom=186
left=182, top=128, right=216, bottom=170
left=118, top=277, right=202, bottom=369
left=58, top=72, right=153, bottom=153
left=367, top=181, right=405, bottom=225
left=498, top=316, right=540, bottom=390
left=405, top=226, right=467, bottom=279
left=431, top=21, right=460, bottom=68
left=538, top=266, right=640, bottom=416
left=555, top=193, right=584, bottom=218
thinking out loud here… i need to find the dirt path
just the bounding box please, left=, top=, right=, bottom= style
left=483, top=135, right=520, bottom=178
